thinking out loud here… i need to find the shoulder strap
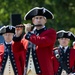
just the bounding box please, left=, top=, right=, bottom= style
left=54, top=49, right=70, bottom=74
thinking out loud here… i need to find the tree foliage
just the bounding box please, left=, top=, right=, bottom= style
left=0, top=0, right=75, bottom=34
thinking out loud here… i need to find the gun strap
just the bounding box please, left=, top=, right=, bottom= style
left=54, top=49, right=70, bottom=74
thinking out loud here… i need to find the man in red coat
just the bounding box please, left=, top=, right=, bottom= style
left=10, top=14, right=26, bottom=75
left=23, top=7, right=56, bottom=75
left=52, top=30, right=75, bottom=75
left=0, top=25, right=18, bottom=75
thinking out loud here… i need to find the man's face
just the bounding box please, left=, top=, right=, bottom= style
left=58, top=38, right=70, bottom=47
left=73, top=43, right=75, bottom=49
left=3, top=33, right=14, bottom=43
left=15, top=27, right=23, bottom=36
left=32, top=16, right=47, bottom=26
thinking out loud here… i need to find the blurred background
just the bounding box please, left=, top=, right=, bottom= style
left=0, top=0, right=75, bottom=45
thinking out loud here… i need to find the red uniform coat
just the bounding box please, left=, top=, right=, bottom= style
left=0, top=44, right=4, bottom=67
left=12, top=40, right=26, bottom=75
left=0, top=42, right=19, bottom=75
left=52, top=47, right=75, bottom=75
left=23, top=28, right=56, bottom=75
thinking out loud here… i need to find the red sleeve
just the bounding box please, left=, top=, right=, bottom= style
left=21, top=38, right=29, bottom=50
left=0, top=44, right=4, bottom=66
left=29, top=29, right=56, bottom=47
left=71, top=48, right=75, bottom=72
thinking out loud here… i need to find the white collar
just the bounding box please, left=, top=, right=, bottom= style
left=33, top=26, right=45, bottom=31
left=59, top=45, right=69, bottom=53
left=5, top=41, right=12, bottom=44
left=59, top=45, right=68, bottom=49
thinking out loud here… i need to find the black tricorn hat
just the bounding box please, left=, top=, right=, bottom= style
left=10, top=14, right=24, bottom=27
left=57, top=30, right=75, bottom=40
left=24, top=7, right=54, bottom=20
left=0, top=25, right=15, bottom=35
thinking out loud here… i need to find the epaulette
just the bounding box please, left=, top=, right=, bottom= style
left=53, top=47, right=59, bottom=51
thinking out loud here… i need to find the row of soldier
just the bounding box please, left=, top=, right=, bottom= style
left=0, top=7, right=75, bottom=75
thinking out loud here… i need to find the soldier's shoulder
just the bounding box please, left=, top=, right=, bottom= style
left=48, top=28, right=56, bottom=32
left=70, top=47, right=75, bottom=52
left=0, top=43, right=4, bottom=45
left=69, top=48, right=75, bottom=55
left=53, top=47, right=59, bottom=51
left=0, top=43, right=4, bottom=47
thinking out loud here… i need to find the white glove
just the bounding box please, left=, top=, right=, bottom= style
left=24, top=23, right=33, bottom=33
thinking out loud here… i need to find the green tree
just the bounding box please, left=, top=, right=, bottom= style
left=0, top=0, right=75, bottom=33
